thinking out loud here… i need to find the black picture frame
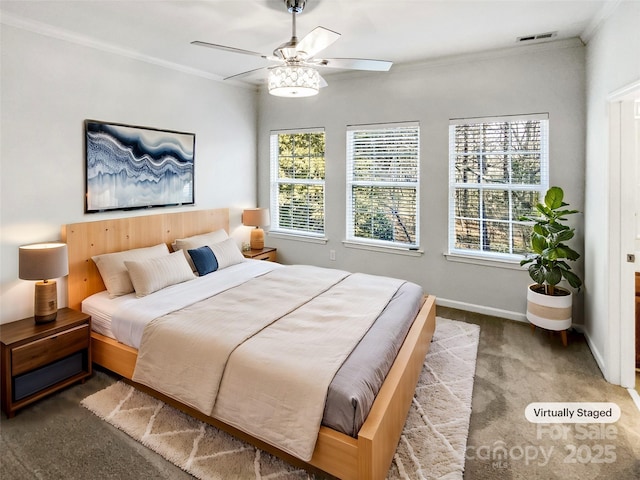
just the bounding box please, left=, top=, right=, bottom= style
left=85, top=120, right=195, bottom=213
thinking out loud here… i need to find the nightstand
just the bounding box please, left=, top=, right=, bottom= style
left=243, top=247, right=277, bottom=262
left=1, top=308, right=92, bottom=418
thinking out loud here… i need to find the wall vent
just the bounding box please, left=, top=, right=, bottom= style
left=517, top=31, right=558, bottom=43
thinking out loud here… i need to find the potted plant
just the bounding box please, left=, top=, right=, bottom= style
left=519, top=186, right=582, bottom=344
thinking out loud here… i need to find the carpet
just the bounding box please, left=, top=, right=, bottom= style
left=81, top=318, right=480, bottom=479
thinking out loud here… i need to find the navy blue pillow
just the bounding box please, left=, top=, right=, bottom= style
left=187, top=245, right=218, bottom=276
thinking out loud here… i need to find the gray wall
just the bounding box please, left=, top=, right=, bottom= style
left=257, top=41, right=586, bottom=320
left=0, top=25, right=259, bottom=323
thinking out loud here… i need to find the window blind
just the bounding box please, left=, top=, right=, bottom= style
left=346, top=122, right=420, bottom=248
left=270, top=129, right=325, bottom=236
left=448, top=114, right=549, bottom=259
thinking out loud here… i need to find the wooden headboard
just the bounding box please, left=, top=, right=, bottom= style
left=62, top=208, right=229, bottom=311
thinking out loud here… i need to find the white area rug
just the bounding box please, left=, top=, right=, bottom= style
left=82, top=318, right=480, bottom=479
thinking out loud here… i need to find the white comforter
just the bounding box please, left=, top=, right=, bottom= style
left=111, top=260, right=280, bottom=347
left=131, top=264, right=404, bottom=461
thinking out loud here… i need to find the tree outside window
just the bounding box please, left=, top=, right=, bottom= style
left=449, top=114, right=549, bottom=260
left=270, top=130, right=325, bottom=236
left=347, top=123, right=420, bottom=248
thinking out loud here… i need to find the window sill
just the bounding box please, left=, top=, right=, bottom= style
left=343, top=241, right=423, bottom=257
left=444, top=252, right=526, bottom=270
left=267, top=231, right=328, bottom=245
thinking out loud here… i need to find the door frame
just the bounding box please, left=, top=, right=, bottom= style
left=608, top=79, right=640, bottom=388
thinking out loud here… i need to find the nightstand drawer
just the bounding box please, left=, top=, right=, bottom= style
left=11, top=324, right=89, bottom=376
left=253, top=251, right=276, bottom=261
left=242, top=247, right=277, bottom=262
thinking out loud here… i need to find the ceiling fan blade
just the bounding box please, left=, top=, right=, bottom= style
left=191, top=40, right=272, bottom=60
left=296, top=26, right=341, bottom=59
left=314, top=58, right=393, bottom=72
left=318, top=73, right=328, bottom=88
left=223, top=66, right=269, bottom=81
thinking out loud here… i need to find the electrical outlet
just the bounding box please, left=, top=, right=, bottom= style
left=329, top=249, right=336, bottom=261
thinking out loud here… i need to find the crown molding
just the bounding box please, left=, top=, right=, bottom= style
left=580, top=0, right=622, bottom=44
left=399, top=37, right=584, bottom=72
left=322, top=37, right=585, bottom=84
left=0, top=11, right=256, bottom=89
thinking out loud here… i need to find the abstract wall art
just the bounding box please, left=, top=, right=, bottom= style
left=85, top=120, right=195, bottom=213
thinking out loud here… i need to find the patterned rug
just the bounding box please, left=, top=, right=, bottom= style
left=82, top=318, right=480, bottom=479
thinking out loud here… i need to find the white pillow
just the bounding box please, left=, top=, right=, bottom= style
left=209, top=238, right=246, bottom=270
left=124, top=251, right=195, bottom=298
left=173, top=229, right=229, bottom=270
left=92, top=243, right=169, bottom=297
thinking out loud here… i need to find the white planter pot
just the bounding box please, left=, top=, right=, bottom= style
left=526, top=284, right=572, bottom=331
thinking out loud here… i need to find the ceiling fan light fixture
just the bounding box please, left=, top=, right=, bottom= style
left=268, top=65, right=319, bottom=97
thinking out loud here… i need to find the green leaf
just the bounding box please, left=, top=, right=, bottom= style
left=562, top=270, right=583, bottom=290
left=555, top=229, right=575, bottom=242
left=554, top=209, right=579, bottom=218
left=533, top=224, right=546, bottom=236
left=531, top=233, right=547, bottom=254
left=547, top=223, right=569, bottom=234
left=536, top=203, right=553, bottom=218
left=547, top=266, right=562, bottom=286
left=543, top=247, right=558, bottom=260
left=545, top=186, right=564, bottom=210
left=529, top=264, right=546, bottom=284
left=556, top=245, right=580, bottom=261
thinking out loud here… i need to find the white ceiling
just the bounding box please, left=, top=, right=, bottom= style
left=0, top=0, right=613, bottom=86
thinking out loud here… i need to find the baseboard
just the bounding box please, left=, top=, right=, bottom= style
left=437, top=297, right=593, bottom=337
left=628, top=388, right=640, bottom=413
left=436, top=298, right=527, bottom=322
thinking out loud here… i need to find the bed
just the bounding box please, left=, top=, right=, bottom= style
left=62, top=208, right=436, bottom=479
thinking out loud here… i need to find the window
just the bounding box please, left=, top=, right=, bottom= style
left=448, top=114, right=549, bottom=260
left=346, top=122, right=420, bottom=248
left=270, top=129, right=325, bottom=236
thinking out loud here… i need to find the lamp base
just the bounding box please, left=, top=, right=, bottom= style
left=34, top=280, right=58, bottom=324
left=250, top=228, right=265, bottom=250
left=35, top=313, right=57, bottom=324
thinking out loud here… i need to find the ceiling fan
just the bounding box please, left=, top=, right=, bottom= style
left=191, top=0, right=392, bottom=97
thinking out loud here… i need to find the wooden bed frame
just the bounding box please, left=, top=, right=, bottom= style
left=62, top=208, right=437, bottom=480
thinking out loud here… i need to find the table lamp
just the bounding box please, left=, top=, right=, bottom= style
left=242, top=208, right=270, bottom=250
left=19, top=242, right=69, bottom=323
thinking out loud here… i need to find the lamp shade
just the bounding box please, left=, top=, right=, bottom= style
left=243, top=209, right=270, bottom=250
left=268, top=65, right=320, bottom=97
left=19, top=242, right=69, bottom=323
left=19, top=243, right=69, bottom=281
left=242, top=208, right=270, bottom=228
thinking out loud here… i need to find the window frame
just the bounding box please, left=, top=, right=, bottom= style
left=269, top=128, right=326, bottom=239
left=447, top=113, right=549, bottom=263
left=346, top=121, right=420, bottom=250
